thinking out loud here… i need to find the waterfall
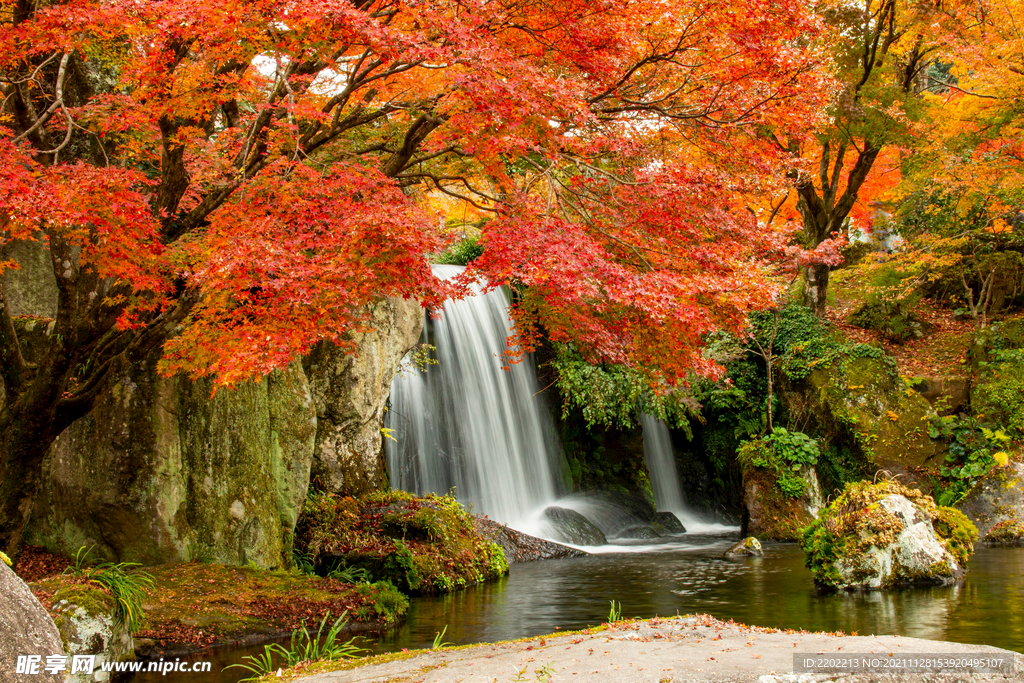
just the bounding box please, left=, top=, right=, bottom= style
left=385, top=264, right=562, bottom=525
left=641, top=414, right=686, bottom=513
left=641, top=414, right=737, bottom=533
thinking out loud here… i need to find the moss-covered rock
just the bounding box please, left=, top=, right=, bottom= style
left=295, top=491, right=509, bottom=595
left=741, top=465, right=822, bottom=541
left=957, top=460, right=1024, bottom=538
left=801, top=480, right=978, bottom=591
left=24, top=297, right=421, bottom=569
left=738, top=431, right=823, bottom=541
left=780, top=349, right=944, bottom=490
left=982, top=519, right=1024, bottom=546
left=26, top=350, right=311, bottom=569
left=30, top=578, right=135, bottom=682
left=34, top=563, right=408, bottom=654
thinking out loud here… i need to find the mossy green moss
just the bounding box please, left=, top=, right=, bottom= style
left=801, top=480, right=978, bottom=589
left=294, top=491, right=509, bottom=595
left=37, top=563, right=410, bottom=646
left=983, top=518, right=1024, bottom=545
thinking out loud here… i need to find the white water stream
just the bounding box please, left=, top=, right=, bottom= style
left=385, top=265, right=562, bottom=525
left=641, top=415, right=737, bottom=533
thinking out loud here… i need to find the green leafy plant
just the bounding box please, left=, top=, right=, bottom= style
left=432, top=624, right=454, bottom=649
left=433, top=235, right=483, bottom=265
left=328, top=565, right=373, bottom=584
left=607, top=600, right=622, bottom=622
left=226, top=612, right=365, bottom=680
left=63, top=546, right=153, bottom=632
left=928, top=415, right=1009, bottom=505
left=738, top=428, right=820, bottom=499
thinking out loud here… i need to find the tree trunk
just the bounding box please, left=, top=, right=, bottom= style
left=0, top=407, right=61, bottom=559
left=802, top=263, right=830, bottom=316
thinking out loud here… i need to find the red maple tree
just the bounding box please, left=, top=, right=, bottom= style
left=0, top=0, right=831, bottom=554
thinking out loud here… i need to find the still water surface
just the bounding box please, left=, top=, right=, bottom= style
left=128, top=535, right=1024, bottom=682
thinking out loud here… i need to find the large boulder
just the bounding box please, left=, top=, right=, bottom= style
left=779, top=352, right=944, bottom=489
left=958, top=460, right=1024, bottom=544
left=802, top=480, right=978, bottom=590
left=0, top=561, right=63, bottom=683
left=27, top=354, right=315, bottom=568
left=542, top=506, right=607, bottom=546
left=741, top=464, right=822, bottom=541
left=303, top=297, right=423, bottom=495
left=48, top=583, right=133, bottom=682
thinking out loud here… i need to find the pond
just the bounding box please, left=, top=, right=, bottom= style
left=125, top=534, right=1024, bottom=682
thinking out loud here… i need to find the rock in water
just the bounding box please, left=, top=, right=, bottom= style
left=802, top=480, right=978, bottom=590
left=653, top=512, right=686, bottom=534
left=724, top=537, right=763, bottom=557
left=0, top=561, right=63, bottom=683
left=958, top=460, right=1024, bottom=544
left=542, top=507, right=607, bottom=546
left=475, top=518, right=587, bottom=562
left=614, top=525, right=661, bottom=540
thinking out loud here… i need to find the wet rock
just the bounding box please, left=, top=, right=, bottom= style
left=0, top=560, right=63, bottom=683
left=725, top=536, right=763, bottom=557
left=542, top=507, right=608, bottom=546
left=613, top=525, right=661, bottom=540
left=653, top=511, right=686, bottom=534
left=474, top=518, right=586, bottom=563
left=802, top=480, right=978, bottom=590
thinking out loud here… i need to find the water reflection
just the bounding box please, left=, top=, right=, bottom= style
left=125, top=539, right=1024, bottom=683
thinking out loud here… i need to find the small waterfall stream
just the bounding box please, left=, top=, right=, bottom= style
left=385, top=264, right=562, bottom=525
left=641, top=415, right=736, bottom=533
left=641, top=414, right=686, bottom=513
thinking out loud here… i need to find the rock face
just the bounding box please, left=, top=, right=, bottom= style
left=0, top=561, right=63, bottom=683
left=27, top=354, right=316, bottom=568
left=802, top=481, right=978, bottom=591
left=958, top=460, right=1024, bottom=543
left=724, top=536, right=763, bottom=557
left=542, top=506, right=608, bottom=546
left=741, top=465, right=823, bottom=542
left=18, top=293, right=421, bottom=567
left=779, top=354, right=944, bottom=489
left=303, top=298, right=423, bottom=495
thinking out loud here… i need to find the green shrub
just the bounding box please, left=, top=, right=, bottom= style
left=738, top=428, right=820, bottom=499
left=433, top=236, right=483, bottom=265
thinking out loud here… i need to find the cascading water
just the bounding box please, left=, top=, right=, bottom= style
left=385, top=264, right=562, bottom=525
left=641, top=414, right=737, bottom=533
left=641, top=414, right=687, bottom=513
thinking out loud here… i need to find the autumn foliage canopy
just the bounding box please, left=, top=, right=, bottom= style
left=0, top=0, right=836, bottom=395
